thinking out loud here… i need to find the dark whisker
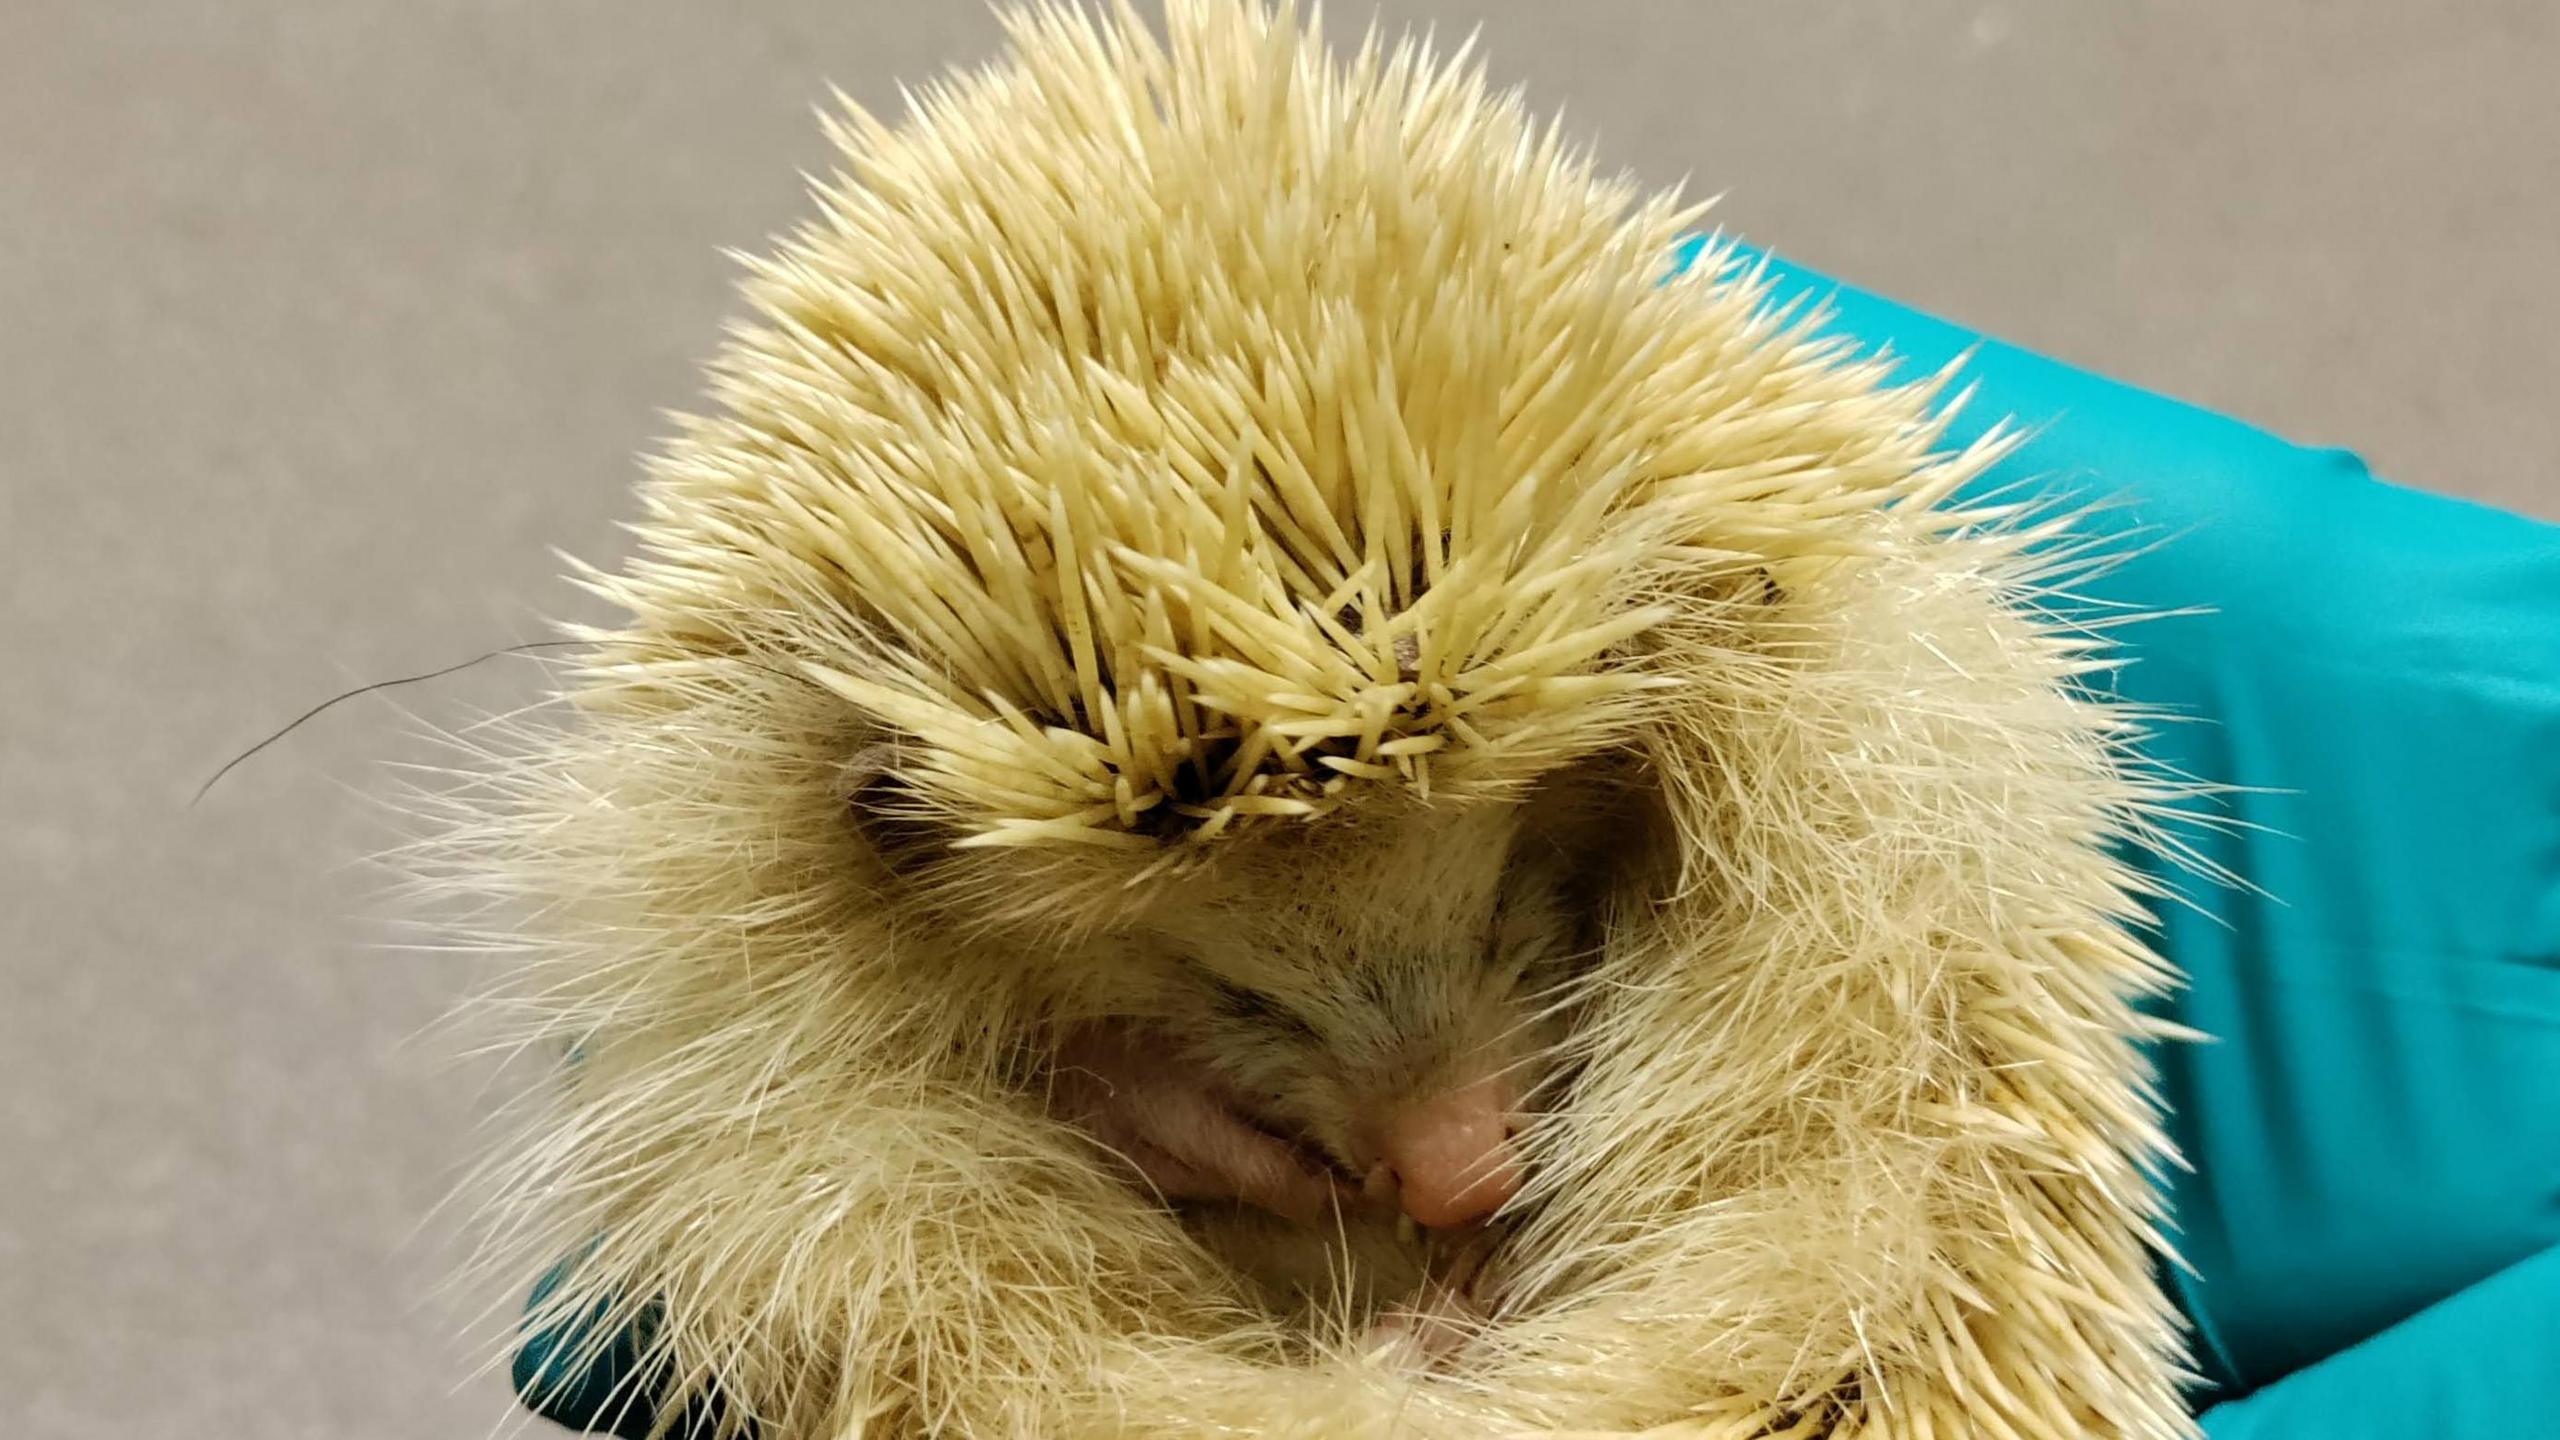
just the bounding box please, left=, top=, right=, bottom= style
left=191, top=640, right=590, bottom=806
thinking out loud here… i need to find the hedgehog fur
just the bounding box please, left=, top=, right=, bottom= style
left=435, top=3, right=2198, bottom=1435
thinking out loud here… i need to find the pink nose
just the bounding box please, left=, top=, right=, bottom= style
left=1376, top=1075, right=1524, bottom=1229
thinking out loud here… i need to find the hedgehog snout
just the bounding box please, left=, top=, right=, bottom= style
left=1367, top=1072, right=1525, bottom=1229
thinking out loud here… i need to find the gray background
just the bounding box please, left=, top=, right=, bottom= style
left=6, top=2, right=2553, bottom=1436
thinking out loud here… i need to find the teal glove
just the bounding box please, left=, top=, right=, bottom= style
left=515, top=244, right=2560, bottom=1434
left=514, top=1260, right=742, bottom=1439
left=1702, top=238, right=2560, bottom=1428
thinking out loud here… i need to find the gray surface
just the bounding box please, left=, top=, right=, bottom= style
left=5, top=2, right=2553, bottom=1435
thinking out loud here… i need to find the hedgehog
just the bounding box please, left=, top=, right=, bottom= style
left=435, top=3, right=2197, bottom=1436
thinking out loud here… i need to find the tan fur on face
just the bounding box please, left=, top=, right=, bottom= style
left=1133, top=804, right=1556, bottom=1162
left=430, top=3, right=2199, bottom=1436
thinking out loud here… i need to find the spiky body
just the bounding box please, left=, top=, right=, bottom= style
left=447, top=3, right=2195, bottom=1435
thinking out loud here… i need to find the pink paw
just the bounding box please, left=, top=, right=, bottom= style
left=1364, top=1289, right=1484, bottom=1369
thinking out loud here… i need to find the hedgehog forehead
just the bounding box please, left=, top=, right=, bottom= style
left=792, top=455, right=1671, bottom=844
left=1139, top=799, right=1521, bottom=953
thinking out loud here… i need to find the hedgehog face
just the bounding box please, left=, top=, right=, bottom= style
left=842, top=744, right=1650, bottom=1226
left=1132, top=799, right=1600, bottom=1227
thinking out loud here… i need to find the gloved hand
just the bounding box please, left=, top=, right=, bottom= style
left=514, top=243, right=2560, bottom=1435
left=1709, top=239, right=2560, bottom=1432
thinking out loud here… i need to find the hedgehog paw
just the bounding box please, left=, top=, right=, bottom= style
left=1363, top=1287, right=1486, bottom=1371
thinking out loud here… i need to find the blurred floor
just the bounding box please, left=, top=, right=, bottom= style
left=3, top=2, right=2552, bottom=1435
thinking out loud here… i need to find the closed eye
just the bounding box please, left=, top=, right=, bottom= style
left=1205, top=974, right=1320, bottom=1043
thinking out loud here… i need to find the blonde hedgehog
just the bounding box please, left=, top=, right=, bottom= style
left=439, top=2, right=2197, bottom=1436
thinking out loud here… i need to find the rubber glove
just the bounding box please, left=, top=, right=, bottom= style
left=1690, top=238, right=2560, bottom=1429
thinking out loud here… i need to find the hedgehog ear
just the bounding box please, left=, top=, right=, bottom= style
left=1526, top=749, right=1679, bottom=920
left=844, top=741, right=958, bottom=877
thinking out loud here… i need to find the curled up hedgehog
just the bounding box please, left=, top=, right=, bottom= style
left=440, top=2, right=2198, bottom=1436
